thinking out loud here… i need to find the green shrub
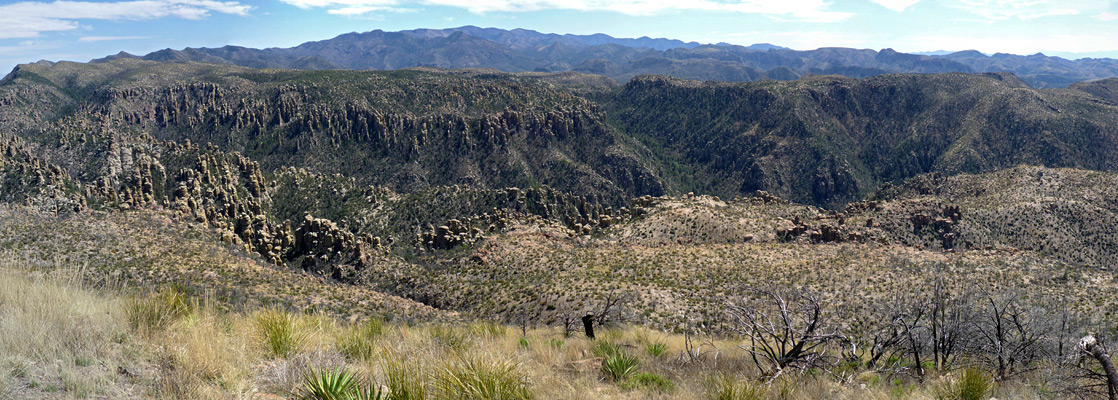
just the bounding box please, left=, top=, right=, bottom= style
left=645, top=342, right=667, bottom=358
left=429, top=325, right=469, bottom=352
left=601, top=353, right=639, bottom=382
left=935, top=368, right=993, bottom=400
left=126, top=287, right=193, bottom=332
left=382, top=353, right=427, bottom=400
left=591, top=340, right=620, bottom=358
left=517, top=338, right=529, bottom=350
left=622, top=372, right=674, bottom=393
left=256, top=309, right=303, bottom=358
left=300, top=367, right=359, bottom=400
left=337, top=317, right=385, bottom=360
left=547, top=339, right=563, bottom=349
left=468, top=321, right=506, bottom=338
left=703, top=374, right=765, bottom=400
left=434, top=357, right=532, bottom=400
left=356, top=385, right=390, bottom=400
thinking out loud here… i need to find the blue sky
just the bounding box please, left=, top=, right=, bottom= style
left=2, top=0, right=1118, bottom=74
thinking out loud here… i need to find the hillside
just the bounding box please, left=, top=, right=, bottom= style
left=5, top=54, right=1118, bottom=398
left=3, top=58, right=1118, bottom=322
left=91, top=26, right=1118, bottom=88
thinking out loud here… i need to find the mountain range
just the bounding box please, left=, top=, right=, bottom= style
left=90, top=26, right=1118, bottom=88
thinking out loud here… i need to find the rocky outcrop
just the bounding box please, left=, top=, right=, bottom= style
left=88, top=76, right=661, bottom=205
left=0, top=136, right=86, bottom=213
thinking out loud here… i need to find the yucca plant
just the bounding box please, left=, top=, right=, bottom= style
left=355, top=384, right=389, bottom=400
left=434, top=356, right=532, bottom=400
left=601, top=352, right=640, bottom=382
left=645, top=342, right=667, bottom=358
left=299, top=367, right=360, bottom=400
left=256, top=308, right=303, bottom=358
left=591, top=340, right=620, bottom=358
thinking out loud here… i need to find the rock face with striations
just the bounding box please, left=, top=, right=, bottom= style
left=84, top=65, right=662, bottom=205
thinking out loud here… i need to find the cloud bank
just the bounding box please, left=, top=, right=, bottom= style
left=0, top=0, right=251, bottom=40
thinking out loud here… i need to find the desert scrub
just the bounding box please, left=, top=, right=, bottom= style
left=299, top=366, right=388, bottom=400
left=601, top=352, right=640, bottom=382
left=434, top=356, right=533, bottom=400
left=621, top=372, right=674, bottom=393
left=591, top=340, right=621, bottom=358
left=256, top=308, right=305, bottom=358
left=126, top=286, right=193, bottom=333
left=704, top=373, right=766, bottom=400
left=382, top=352, right=427, bottom=400
left=469, top=321, right=507, bottom=338
left=336, top=317, right=385, bottom=360
left=934, top=368, right=994, bottom=400
left=429, top=324, right=470, bottom=352
left=0, top=267, right=120, bottom=364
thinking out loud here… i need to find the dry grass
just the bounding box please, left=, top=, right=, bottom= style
left=0, top=264, right=136, bottom=399
left=0, top=260, right=1081, bottom=399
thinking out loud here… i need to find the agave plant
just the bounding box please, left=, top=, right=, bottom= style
left=601, top=352, right=640, bottom=382
left=300, top=367, right=377, bottom=400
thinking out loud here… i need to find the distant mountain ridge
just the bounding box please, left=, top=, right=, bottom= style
left=90, top=26, right=1118, bottom=88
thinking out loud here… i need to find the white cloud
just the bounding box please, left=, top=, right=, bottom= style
left=1097, top=11, right=1118, bottom=21
left=870, top=0, right=920, bottom=12
left=953, top=0, right=1107, bottom=21
left=278, top=0, right=853, bottom=22
left=0, top=0, right=251, bottom=40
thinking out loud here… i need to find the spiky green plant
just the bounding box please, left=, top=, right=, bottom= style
left=256, top=308, right=303, bottom=358
left=591, top=340, right=620, bottom=358
left=645, top=342, right=667, bottom=358
left=300, top=367, right=359, bottom=400
left=434, top=357, right=532, bottom=400
left=601, top=352, right=640, bottom=382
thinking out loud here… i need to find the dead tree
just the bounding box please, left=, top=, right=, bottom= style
left=1079, top=335, right=1118, bottom=400
left=929, top=266, right=973, bottom=372
left=728, top=288, right=848, bottom=381
left=561, top=290, right=628, bottom=339
left=862, top=292, right=929, bottom=377
left=973, top=291, right=1050, bottom=380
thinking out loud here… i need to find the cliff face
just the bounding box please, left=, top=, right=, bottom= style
left=607, top=73, right=1118, bottom=207
left=8, top=59, right=1118, bottom=290
left=0, top=62, right=652, bottom=282
left=78, top=73, right=661, bottom=205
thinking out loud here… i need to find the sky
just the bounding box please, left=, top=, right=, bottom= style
left=2, top=0, right=1118, bottom=74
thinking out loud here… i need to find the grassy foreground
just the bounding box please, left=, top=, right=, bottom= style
left=0, top=264, right=1080, bottom=399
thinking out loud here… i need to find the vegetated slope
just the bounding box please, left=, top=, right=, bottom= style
left=90, top=26, right=1118, bottom=88
left=8, top=59, right=1118, bottom=210
left=2, top=59, right=661, bottom=205
left=867, top=165, right=1118, bottom=269
left=0, top=206, right=447, bottom=320
left=369, top=169, right=1118, bottom=332
left=0, top=59, right=638, bottom=286
left=606, top=73, right=1118, bottom=207
left=941, top=50, right=1118, bottom=88
left=7, top=59, right=1118, bottom=333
